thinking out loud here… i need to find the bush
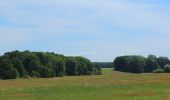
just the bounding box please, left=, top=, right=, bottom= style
left=164, top=64, right=170, bottom=73
left=21, top=75, right=31, bottom=79
left=153, top=69, right=164, bottom=73
left=57, top=72, right=65, bottom=77
left=94, top=67, right=102, bottom=75
left=30, top=71, right=40, bottom=78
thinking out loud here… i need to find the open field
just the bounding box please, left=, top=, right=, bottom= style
left=1, top=68, right=170, bottom=100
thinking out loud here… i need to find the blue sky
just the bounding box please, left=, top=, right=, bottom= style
left=0, top=0, right=170, bottom=62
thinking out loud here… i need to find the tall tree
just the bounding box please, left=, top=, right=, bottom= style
left=51, top=58, right=65, bottom=77
left=12, top=57, right=28, bottom=77
left=157, top=57, right=170, bottom=69
left=0, top=59, right=19, bottom=79
left=66, top=58, right=78, bottom=75
left=144, top=55, right=160, bottom=72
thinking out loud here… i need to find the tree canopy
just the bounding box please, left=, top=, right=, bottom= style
left=0, top=51, right=101, bottom=79
left=114, top=55, right=170, bottom=73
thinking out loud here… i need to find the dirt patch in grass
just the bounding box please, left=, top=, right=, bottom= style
left=162, top=96, right=170, bottom=100
left=114, top=92, right=156, bottom=97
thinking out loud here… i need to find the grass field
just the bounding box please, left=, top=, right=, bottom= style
left=1, top=68, right=170, bottom=100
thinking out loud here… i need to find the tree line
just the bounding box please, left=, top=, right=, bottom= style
left=0, top=51, right=101, bottom=79
left=93, top=62, right=114, bottom=68
left=114, top=55, right=170, bottom=73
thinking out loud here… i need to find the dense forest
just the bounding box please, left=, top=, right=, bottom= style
left=0, top=51, right=101, bottom=79
left=114, top=55, right=170, bottom=73
left=93, top=62, right=113, bottom=68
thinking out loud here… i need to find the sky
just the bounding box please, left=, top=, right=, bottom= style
left=0, top=0, right=170, bottom=62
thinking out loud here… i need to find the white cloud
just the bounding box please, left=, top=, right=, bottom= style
left=0, top=0, right=170, bottom=61
left=1, top=0, right=170, bottom=35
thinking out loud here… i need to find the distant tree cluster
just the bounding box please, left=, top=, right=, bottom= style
left=93, top=62, right=114, bottom=68
left=114, top=55, right=170, bottom=73
left=0, top=51, right=101, bottom=79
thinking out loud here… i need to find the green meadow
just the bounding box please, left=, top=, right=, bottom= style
left=0, top=68, right=170, bottom=100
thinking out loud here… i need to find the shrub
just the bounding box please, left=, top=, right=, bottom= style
left=153, top=69, right=164, bottom=73
left=30, top=71, right=40, bottom=78
left=94, top=67, right=102, bottom=75
left=22, top=75, right=31, bottom=79
left=164, top=64, right=170, bottom=73
left=57, top=72, right=65, bottom=77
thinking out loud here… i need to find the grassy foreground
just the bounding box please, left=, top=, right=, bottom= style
left=1, top=68, right=170, bottom=100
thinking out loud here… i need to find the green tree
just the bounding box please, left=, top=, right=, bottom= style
left=66, top=58, right=78, bottom=75
left=126, top=56, right=146, bottom=73
left=148, top=55, right=157, bottom=59
left=144, top=55, right=160, bottom=72
left=114, top=56, right=146, bottom=73
left=164, top=64, right=170, bottom=73
left=75, top=56, right=95, bottom=75
left=0, top=59, right=19, bottom=79
left=12, top=57, right=28, bottom=77
left=0, top=51, right=98, bottom=79
left=94, top=66, right=102, bottom=75
left=114, top=56, right=129, bottom=72
left=51, top=58, right=65, bottom=77
left=157, top=57, right=170, bottom=69
left=35, top=52, right=50, bottom=65
left=93, top=62, right=113, bottom=68
left=39, top=66, right=55, bottom=78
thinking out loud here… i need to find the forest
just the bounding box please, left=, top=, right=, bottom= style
left=0, top=51, right=101, bottom=79
left=114, top=55, right=170, bottom=73
left=1, top=50, right=170, bottom=79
